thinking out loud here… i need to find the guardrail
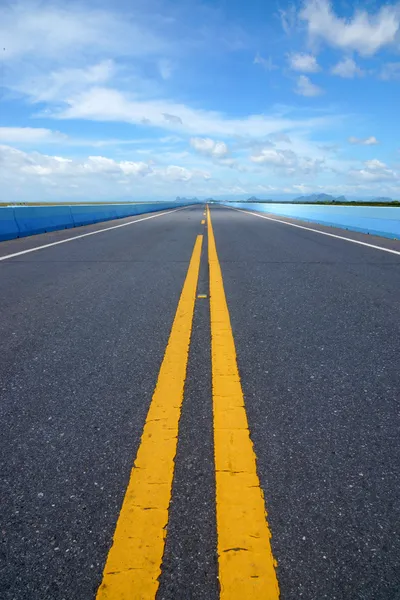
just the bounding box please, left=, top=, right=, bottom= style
left=222, top=202, right=400, bottom=240
left=0, top=202, right=190, bottom=242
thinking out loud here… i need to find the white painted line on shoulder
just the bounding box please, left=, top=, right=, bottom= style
left=0, top=206, right=189, bottom=262
left=230, top=207, right=400, bottom=257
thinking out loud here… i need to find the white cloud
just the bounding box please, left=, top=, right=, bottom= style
left=0, top=143, right=222, bottom=200
left=45, top=86, right=337, bottom=137
left=288, top=53, right=320, bottom=72
left=0, top=144, right=212, bottom=188
left=269, top=132, right=292, bottom=144
left=349, top=159, right=397, bottom=182
left=380, top=62, right=400, bottom=80
left=163, top=113, right=183, bottom=125
left=331, top=57, right=364, bottom=78
left=364, top=159, right=387, bottom=170
left=13, top=61, right=116, bottom=104
left=348, top=136, right=379, bottom=145
left=300, top=0, right=400, bottom=56
left=190, top=137, right=229, bottom=158
left=120, top=161, right=152, bottom=176
left=251, top=148, right=296, bottom=167
left=163, top=165, right=196, bottom=181
left=279, top=5, right=298, bottom=35
left=218, top=158, right=247, bottom=171
left=254, top=53, right=277, bottom=71
left=0, top=127, right=67, bottom=143
left=0, top=3, right=168, bottom=64
left=0, top=144, right=147, bottom=178
left=250, top=147, right=323, bottom=175
left=295, top=75, right=323, bottom=96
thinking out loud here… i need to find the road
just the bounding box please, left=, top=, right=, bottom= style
left=0, top=204, right=399, bottom=600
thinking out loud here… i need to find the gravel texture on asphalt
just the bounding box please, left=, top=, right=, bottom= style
left=1, top=204, right=399, bottom=599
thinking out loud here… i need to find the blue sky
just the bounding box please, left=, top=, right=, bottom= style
left=1, top=0, right=400, bottom=201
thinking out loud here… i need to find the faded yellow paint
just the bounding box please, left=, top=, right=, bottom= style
left=207, top=206, right=280, bottom=600
left=198, top=294, right=208, bottom=299
left=96, top=235, right=203, bottom=600
left=201, top=219, right=206, bottom=224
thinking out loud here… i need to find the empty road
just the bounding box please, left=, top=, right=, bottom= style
left=1, top=204, right=399, bottom=600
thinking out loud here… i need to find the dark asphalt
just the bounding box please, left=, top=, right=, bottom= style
left=1, top=204, right=399, bottom=599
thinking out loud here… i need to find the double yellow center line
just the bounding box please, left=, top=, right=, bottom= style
left=96, top=208, right=279, bottom=599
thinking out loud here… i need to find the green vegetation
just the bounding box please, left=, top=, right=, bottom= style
left=224, top=194, right=400, bottom=207
left=243, top=200, right=400, bottom=207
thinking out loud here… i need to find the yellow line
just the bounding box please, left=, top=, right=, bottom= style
left=97, top=235, right=203, bottom=600
left=207, top=206, right=280, bottom=599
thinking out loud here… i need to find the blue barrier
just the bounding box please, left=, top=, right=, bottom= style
left=0, top=207, right=20, bottom=241
left=14, top=206, right=74, bottom=236
left=70, top=205, right=119, bottom=227
left=0, top=202, right=190, bottom=242
left=223, top=202, right=400, bottom=240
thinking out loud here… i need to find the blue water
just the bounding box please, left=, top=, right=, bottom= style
left=223, top=203, right=400, bottom=240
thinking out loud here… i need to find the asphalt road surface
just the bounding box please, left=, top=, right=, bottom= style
left=0, top=204, right=399, bottom=600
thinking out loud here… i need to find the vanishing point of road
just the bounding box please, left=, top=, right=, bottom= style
left=1, top=204, right=399, bottom=599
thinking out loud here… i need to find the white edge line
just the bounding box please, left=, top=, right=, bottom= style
left=228, top=206, right=400, bottom=257
left=0, top=206, right=190, bottom=262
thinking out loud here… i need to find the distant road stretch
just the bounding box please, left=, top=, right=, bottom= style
left=1, top=205, right=399, bottom=600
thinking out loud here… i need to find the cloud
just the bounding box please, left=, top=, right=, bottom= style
left=0, top=144, right=157, bottom=180
left=380, top=62, right=400, bottom=80
left=300, top=0, right=400, bottom=56
left=254, top=53, right=277, bottom=71
left=0, top=127, right=67, bottom=143
left=13, top=61, right=116, bottom=104
left=190, top=137, right=229, bottom=158
left=163, top=165, right=196, bottom=181
left=295, top=75, right=323, bottom=96
left=288, top=53, right=320, bottom=72
left=331, top=57, right=364, bottom=78
left=0, top=2, right=169, bottom=64
left=0, top=145, right=210, bottom=185
left=159, top=59, right=174, bottom=80
left=318, top=143, right=339, bottom=153
left=21, top=152, right=152, bottom=177
left=163, top=113, right=183, bottom=125
left=44, top=86, right=337, bottom=137
left=348, top=136, right=379, bottom=145
left=250, top=147, right=323, bottom=175
left=365, top=159, right=386, bottom=170
left=279, top=5, right=298, bottom=35
left=269, top=132, right=292, bottom=144
left=349, top=159, right=397, bottom=182
left=0, top=144, right=213, bottom=200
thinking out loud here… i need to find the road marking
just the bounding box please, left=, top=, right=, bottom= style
left=96, top=234, right=203, bottom=600
left=207, top=206, right=280, bottom=599
left=201, top=219, right=205, bottom=224
left=197, top=294, right=207, bottom=299
left=0, top=206, right=190, bottom=262
left=229, top=207, right=400, bottom=256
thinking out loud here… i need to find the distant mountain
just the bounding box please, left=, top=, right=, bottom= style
left=293, top=193, right=347, bottom=203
